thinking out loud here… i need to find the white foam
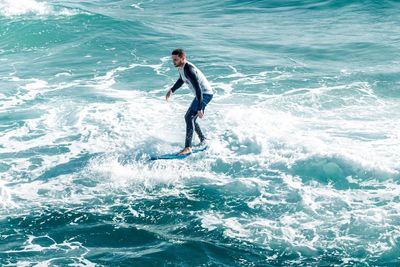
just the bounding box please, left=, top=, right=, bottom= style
left=0, top=0, right=84, bottom=17
left=0, top=0, right=50, bottom=16
left=131, top=3, right=144, bottom=11
left=0, top=180, right=17, bottom=209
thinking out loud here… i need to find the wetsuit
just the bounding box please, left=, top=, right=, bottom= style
left=170, top=60, right=214, bottom=147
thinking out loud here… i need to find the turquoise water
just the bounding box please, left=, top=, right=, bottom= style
left=1, top=0, right=400, bottom=266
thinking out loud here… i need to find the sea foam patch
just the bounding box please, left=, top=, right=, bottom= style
left=0, top=0, right=85, bottom=17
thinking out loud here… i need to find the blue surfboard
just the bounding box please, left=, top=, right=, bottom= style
left=150, top=146, right=208, bottom=160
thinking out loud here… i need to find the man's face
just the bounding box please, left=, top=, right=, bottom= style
left=172, top=54, right=185, bottom=67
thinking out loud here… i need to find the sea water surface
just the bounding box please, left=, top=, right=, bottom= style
left=1, top=0, right=400, bottom=266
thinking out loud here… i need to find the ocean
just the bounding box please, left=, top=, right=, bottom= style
left=1, top=0, right=400, bottom=266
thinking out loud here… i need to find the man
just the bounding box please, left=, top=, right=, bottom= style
left=165, top=48, right=214, bottom=155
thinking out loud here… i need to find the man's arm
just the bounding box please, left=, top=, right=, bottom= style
left=184, top=64, right=203, bottom=110
left=171, top=75, right=184, bottom=93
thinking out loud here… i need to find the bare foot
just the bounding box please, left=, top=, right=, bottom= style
left=177, top=147, right=192, bottom=155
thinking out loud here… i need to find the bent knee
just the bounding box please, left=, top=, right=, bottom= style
left=184, top=111, right=195, bottom=121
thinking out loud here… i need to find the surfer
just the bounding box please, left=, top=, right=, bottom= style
left=165, top=48, right=214, bottom=155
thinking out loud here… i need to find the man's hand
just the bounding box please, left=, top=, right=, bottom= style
left=197, top=110, right=204, bottom=119
left=166, top=89, right=172, bottom=101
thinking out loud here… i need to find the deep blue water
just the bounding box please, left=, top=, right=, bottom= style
left=1, top=0, right=400, bottom=266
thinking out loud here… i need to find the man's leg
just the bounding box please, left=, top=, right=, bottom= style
left=194, top=94, right=212, bottom=144
left=184, top=108, right=197, bottom=149
left=194, top=117, right=205, bottom=143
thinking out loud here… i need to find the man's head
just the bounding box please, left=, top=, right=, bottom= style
left=171, top=48, right=186, bottom=67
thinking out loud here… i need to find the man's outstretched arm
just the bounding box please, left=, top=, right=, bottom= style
left=171, top=76, right=184, bottom=93
left=166, top=75, right=183, bottom=101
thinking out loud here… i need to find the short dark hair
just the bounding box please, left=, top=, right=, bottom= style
left=172, top=48, right=185, bottom=58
